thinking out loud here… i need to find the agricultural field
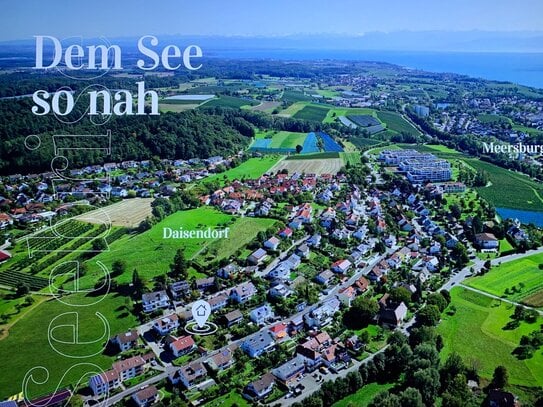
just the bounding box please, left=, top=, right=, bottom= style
left=278, top=101, right=309, bottom=117
left=82, top=207, right=275, bottom=286
left=465, top=252, right=543, bottom=307
left=375, top=111, right=421, bottom=137
left=477, top=113, right=511, bottom=124
left=203, top=156, right=281, bottom=185
left=75, top=198, right=154, bottom=228
left=250, top=101, right=281, bottom=112
left=265, top=131, right=307, bottom=149
left=270, top=157, right=344, bottom=175
left=323, top=107, right=377, bottom=124
left=0, top=293, right=138, bottom=400
left=394, top=144, right=543, bottom=212
left=159, top=103, right=200, bottom=113
left=293, top=104, right=330, bottom=122
left=464, top=158, right=543, bottom=212
left=340, top=152, right=361, bottom=166
left=281, top=90, right=313, bottom=103
left=201, top=95, right=258, bottom=109
left=437, top=288, right=543, bottom=397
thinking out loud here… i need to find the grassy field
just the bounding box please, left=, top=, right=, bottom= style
left=376, top=111, right=421, bottom=137
left=0, top=293, right=138, bottom=400
left=332, top=382, right=395, bottom=407
left=204, top=390, right=250, bottom=407
left=340, top=152, right=361, bottom=166
left=437, top=287, right=543, bottom=390
left=323, top=107, right=377, bottom=124
left=259, top=131, right=307, bottom=149
left=82, top=207, right=274, bottom=286
left=203, top=156, right=281, bottom=185
left=201, top=95, right=258, bottom=109
left=293, top=104, right=331, bottom=122
left=465, top=253, right=543, bottom=307
left=477, top=114, right=511, bottom=124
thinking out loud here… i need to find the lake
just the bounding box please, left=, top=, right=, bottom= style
left=496, top=207, right=543, bottom=227
left=208, top=49, right=543, bottom=89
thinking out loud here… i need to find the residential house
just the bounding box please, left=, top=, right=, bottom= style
left=168, top=335, right=196, bottom=358
left=111, top=330, right=138, bottom=352
left=331, top=259, right=352, bottom=274
left=315, top=270, right=334, bottom=286
left=112, top=355, right=146, bottom=382
left=217, top=263, right=239, bottom=279
left=269, top=284, right=292, bottom=299
left=142, top=290, right=170, bottom=313
left=169, top=280, right=190, bottom=300
left=132, top=386, right=158, bottom=407
left=272, top=355, right=306, bottom=386
left=379, top=301, right=408, bottom=327
left=296, top=244, right=310, bottom=258
left=279, top=228, right=293, bottom=239
left=195, top=277, right=216, bottom=292
left=222, top=309, right=243, bottom=327
left=304, top=298, right=340, bottom=328
left=250, top=304, right=274, bottom=325
left=241, top=331, right=276, bottom=358
left=354, top=276, right=369, bottom=293
left=269, top=322, right=289, bottom=341
left=206, top=348, right=235, bottom=371
left=230, top=281, right=257, bottom=304
left=89, top=369, right=121, bottom=396
left=243, top=373, right=275, bottom=401
left=153, top=314, right=180, bottom=336
left=337, top=286, right=356, bottom=307
left=247, top=248, right=268, bottom=265
left=475, top=233, right=499, bottom=249
left=264, top=236, right=280, bottom=251
left=208, top=293, right=229, bottom=311
left=176, top=361, right=208, bottom=389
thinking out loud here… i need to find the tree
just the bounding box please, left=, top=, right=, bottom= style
left=427, top=292, right=448, bottom=312
left=389, top=287, right=412, bottom=305
left=399, top=388, right=424, bottom=407
left=132, top=269, right=144, bottom=296
left=170, top=247, right=188, bottom=279
left=111, top=260, right=126, bottom=277
left=16, top=283, right=30, bottom=297
left=344, top=296, right=379, bottom=329
left=491, top=365, right=509, bottom=389
left=295, top=144, right=303, bottom=154
left=417, top=305, right=441, bottom=326
left=369, top=391, right=401, bottom=407
left=440, top=352, right=467, bottom=391
left=412, top=368, right=440, bottom=405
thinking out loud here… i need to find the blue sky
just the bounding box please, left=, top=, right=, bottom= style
left=1, top=0, right=542, bottom=41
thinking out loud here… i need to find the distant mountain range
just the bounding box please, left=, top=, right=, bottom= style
left=1, top=31, right=542, bottom=53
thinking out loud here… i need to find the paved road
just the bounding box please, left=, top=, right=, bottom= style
left=100, top=248, right=394, bottom=405
left=256, top=235, right=309, bottom=278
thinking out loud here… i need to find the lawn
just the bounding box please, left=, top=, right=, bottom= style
left=465, top=252, right=543, bottom=306
left=0, top=293, right=138, bottom=400
left=204, top=390, right=250, bottom=407
left=376, top=111, right=421, bottom=137
left=293, top=104, right=331, bottom=122
left=332, top=382, right=395, bottom=407
left=203, top=156, right=281, bottom=185
left=437, top=287, right=543, bottom=390
left=81, top=207, right=274, bottom=286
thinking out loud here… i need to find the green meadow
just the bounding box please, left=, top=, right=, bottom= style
left=465, top=253, right=543, bottom=307
left=0, top=293, right=138, bottom=400
left=437, top=287, right=543, bottom=390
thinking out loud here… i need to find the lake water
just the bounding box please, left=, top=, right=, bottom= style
left=496, top=207, right=543, bottom=227
left=208, top=49, right=543, bottom=89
